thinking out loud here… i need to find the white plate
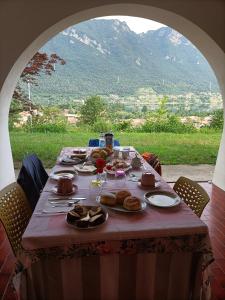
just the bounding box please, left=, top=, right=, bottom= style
left=66, top=206, right=108, bottom=230
left=104, top=165, right=132, bottom=175
left=96, top=196, right=147, bottom=213
left=50, top=170, right=77, bottom=180
left=144, top=191, right=181, bottom=207
left=74, top=164, right=97, bottom=173
left=59, top=156, right=84, bottom=165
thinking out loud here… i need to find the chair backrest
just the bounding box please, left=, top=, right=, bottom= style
left=88, top=139, right=99, bottom=147
left=22, top=154, right=48, bottom=191
left=88, top=139, right=120, bottom=147
left=173, top=176, right=210, bottom=217
left=17, top=154, right=48, bottom=210
left=17, top=166, right=40, bottom=210
left=0, top=182, right=32, bottom=256
left=142, top=153, right=162, bottom=176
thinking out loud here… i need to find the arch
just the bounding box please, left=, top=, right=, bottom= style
left=0, top=3, right=225, bottom=190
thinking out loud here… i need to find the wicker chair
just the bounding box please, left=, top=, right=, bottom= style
left=173, top=176, right=210, bottom=217
left=0, top=182, right=32, bottom=256
left=142, top=152, right=162, bottom=176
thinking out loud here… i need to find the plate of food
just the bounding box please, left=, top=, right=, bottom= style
left=74, top=164, right=97, bottom=173
left=59, top=155, right=85, bottom=165
left=104, top=160, right=131, bottom=175
left=50, top=169, right=78, bottom=180
left=144, top=191, right=181, bottom=208
left=66, top=205, right=108, bottom=229
left=71, top=149, right=87, bottom=160
left=97, top=190, right=146, bottom=212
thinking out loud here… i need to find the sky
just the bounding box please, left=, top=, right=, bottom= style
left=96, top=16, right=166, bottom=34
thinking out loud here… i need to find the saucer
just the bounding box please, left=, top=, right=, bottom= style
left=137, top=181, right=161, bottom=189
left=52, top=184, right=78, bottom=196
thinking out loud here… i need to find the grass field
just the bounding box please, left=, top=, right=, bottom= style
left=10, top=130, right=222, bottom=168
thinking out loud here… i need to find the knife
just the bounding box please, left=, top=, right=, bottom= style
left=48, top=197, right=86, bottom=201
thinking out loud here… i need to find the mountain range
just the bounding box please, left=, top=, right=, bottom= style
left=33, top=19, right=219, bottom=100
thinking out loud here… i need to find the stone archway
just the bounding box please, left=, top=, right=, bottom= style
left=0, top=3, right=224, bottom=191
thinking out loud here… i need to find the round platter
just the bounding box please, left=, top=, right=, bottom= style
left=59, top=156, right=85, bottom=165
left=104, top=165, right=132, bottom=175
left=52, top=184, right=78, bottom=196
left=50, top=170, right=78, bottom=180
left=74, top=164, right=97, bottom=173
left=96, top=196, right=146, bottom=213
left=144, top=191, right=181, bottom=208
left=66, top=205, right=108, bottom=230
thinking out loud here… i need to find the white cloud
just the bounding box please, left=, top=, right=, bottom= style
left=96, top=16, right=166, bottom=33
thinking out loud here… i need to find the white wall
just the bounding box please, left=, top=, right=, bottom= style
left=0, top=1, right=225, bottom=191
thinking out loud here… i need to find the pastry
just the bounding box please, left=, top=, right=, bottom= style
left=73, top=205, right=88, bottom=217
left=123, top=196, right=142, bottom=211
left=141, top=172, right=155, bottom=187
left=89, top=206, right=102, bottom=217
left=89, top=214, right=105, bottom=226
left=115, top=190, right=132, bottom=205
left=100, top=192, right=117, bottom=206
left=66, top=211, right=81, bottom=223
left=76, top=213, right=90, bottom=228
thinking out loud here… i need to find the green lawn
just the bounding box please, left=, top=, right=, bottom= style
left=10, top=130, right=222, bottom=168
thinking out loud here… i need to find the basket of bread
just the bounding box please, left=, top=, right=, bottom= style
left=90, top=148, right=112, bottom=163
left=97, top=190, right=146, bottom=212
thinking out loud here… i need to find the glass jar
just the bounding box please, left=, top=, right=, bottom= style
left=104, top=132, right=114, bottom=150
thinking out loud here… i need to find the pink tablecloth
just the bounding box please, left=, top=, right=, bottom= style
left=20, top=147, right=213, bottom=300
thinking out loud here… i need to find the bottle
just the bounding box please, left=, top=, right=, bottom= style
left=99, top=132, right=105, bottom=148
left=104, top=132, right=114, bottom=150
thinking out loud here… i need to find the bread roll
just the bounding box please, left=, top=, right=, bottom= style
left=100, top=192, right=117, bottom=206
left=123, top=196, right=142, bottom=211
left=116, top=190, right=132, bottom=205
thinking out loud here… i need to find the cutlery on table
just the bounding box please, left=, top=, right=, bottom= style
left=50, top=201, right=75, bottom=207
left=48, top=197, right=86, bottom=202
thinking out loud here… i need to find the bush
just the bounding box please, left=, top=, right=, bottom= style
left=23, top=107, right=68, bottom=133
left=91, top=119, right=112, bottom=132
left=141, top=115, right=196, bottom=133
left=113, top=120, right=132, bottom=131
left=210, top=109, right=224, bottom=129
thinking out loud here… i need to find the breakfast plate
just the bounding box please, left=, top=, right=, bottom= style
left=51, top=184, right=78, bottom=196
left=59, top=156, right=85, bottom=165
left=74, top=164, right=97, bottom=173
left=144, top=191, right=181, bottom=207
left=96, top=196, right=147, bottom=213
left=50, top=169, right=78, bottom=180
left=66, top=205, right=108, bottom=229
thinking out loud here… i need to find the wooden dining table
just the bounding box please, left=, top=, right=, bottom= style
left=19, top=147, right=214, bottom=300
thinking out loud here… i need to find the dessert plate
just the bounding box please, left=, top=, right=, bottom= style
left=144, top=191, right=181, bottom=207
left=96, top=196, right=147, bottom=213
left=51, top=184, right=78, bottom=196
left=50, top=169, right=78, bottom=180
left=104, top=165, right=132, bottom=175
left=74, top=164, right=96, bottom=173
left=59, top=156, right=85, bottom=165
left=66, top=205, right=108, bottom=230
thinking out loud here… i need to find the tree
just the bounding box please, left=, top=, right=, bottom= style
left=80, top=96, right=106, bottom=125
left=142, top=105, right=148, bottom=113
left=13, top=52, right=65, bottom=104
left=210, top=109, right=224, bottom=129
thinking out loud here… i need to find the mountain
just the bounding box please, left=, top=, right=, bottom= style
left=33, top=19, right=219, bottom=101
